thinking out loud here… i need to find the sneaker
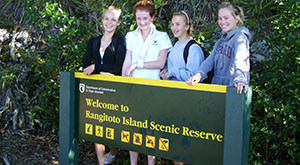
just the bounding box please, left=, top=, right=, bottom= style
left=104, top=152, right=116, bottom=164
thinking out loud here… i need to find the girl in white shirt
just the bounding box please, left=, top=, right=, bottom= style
left=122, top=0, right=172, bottom=80
left=121, top=1, right=172, bottom=165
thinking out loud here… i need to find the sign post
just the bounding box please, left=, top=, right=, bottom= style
left=59, top=71, right=252, bottom=164
left=59, top=71, right=78, bottom=165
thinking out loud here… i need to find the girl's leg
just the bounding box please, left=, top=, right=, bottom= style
left=95, top=143, right=105, bottom=165
left=147, top=155, right=155, bottom=165
left=173, top=161, right=184, bottom=165
left=130, top=151, right=139, bottom=165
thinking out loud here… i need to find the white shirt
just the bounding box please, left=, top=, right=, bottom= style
left=126, top=24, right=172, bottom=79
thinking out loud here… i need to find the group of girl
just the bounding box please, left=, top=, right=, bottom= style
left=83, top=1, right=250, bottom=165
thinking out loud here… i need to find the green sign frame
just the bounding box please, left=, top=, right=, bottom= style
left=59, top=71, right=252, bottom=165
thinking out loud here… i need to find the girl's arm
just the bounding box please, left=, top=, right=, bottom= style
left=196, top=41, right=219, bottom=80
left=186, top=40, right=220, bottom=86
left=122, top=50, right=132, bottom=76
left=232, top=33, right=250, bottom=85
left=83, top=38, right=95, bottom=75
left=232, top=33, right=250, bottom=93
left=144, top=48, right=168, bottom=69
left=169, top=45, right=205, bottom=81
left=127, top=48, right=168, bottom=76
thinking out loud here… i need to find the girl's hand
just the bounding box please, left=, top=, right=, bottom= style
left=234, top=82, right=249, bottom=94
left=83, top=64, right=95, bottom=76
left=159, top=69, right=169, bottom=80
left=100, top=72, right=114, bottom=76
left=127, top=63, right=137, bottom=76
left=186, top=73, right=201, bottom=86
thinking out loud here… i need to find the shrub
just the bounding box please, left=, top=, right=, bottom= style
left=22, top=1, right=91, bottom=130
left=249, top=0, right=300, bottom=164
left=1, top=1, right=299, bottom=164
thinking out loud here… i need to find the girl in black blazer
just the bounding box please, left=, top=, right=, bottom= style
left=82, top=6, right=125, bottom=165
left=83, top=7, right=126, bottom=76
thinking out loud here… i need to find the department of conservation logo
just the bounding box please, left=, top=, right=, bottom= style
left=79, top=83, right=85, bottom=93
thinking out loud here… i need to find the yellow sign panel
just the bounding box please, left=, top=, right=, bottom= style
left=159, top=138, right=169, bottom=151
left=85, top=123, right=93, bottom=135
left=106, top=127, right=114, bottom=140
left=146, top=135, right=155, bottom=148
left=95, top=125, right=103, bottom=137
left=121, top=130, right=130, bottom=143
left=133, top=133, right=143, bottom=146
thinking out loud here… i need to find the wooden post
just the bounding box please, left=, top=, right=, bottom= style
left=59, top=71, right=78, bottom=165
left=223, top=87, right=252, bottom=165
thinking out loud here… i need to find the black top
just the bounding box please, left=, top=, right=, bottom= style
left=83, top=34, right=126, bottom=75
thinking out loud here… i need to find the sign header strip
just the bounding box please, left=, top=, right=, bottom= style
left=74, top=72, right=226, bottom=93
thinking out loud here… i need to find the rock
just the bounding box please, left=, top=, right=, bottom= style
left=0, top=28, right=10, bottom=44
left=9, top=30, right=32, bottom=60
left=250, top=40, right=271, bottom=63
left=15, top=31, right=32, bottom=47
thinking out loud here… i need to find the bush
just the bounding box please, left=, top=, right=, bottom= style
left=19, top=0, right=138, bottom=131
left=249, top=0, right=300, bottom=164
left=1, top=0, right=299, bottom=164
left=21, top=1, right=91, bottom=130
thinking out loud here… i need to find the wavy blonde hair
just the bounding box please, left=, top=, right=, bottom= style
left=218, top=2, right=244, bottom=27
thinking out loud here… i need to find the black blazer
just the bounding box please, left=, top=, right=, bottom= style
left=83, top=34, right=126, bottom=75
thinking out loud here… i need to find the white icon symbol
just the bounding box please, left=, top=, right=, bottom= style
left=79, top=83, right=85, bottom=93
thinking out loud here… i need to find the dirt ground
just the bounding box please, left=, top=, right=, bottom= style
left=0, top=129, right=173, bottom=165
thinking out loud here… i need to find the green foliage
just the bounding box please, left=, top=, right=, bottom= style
left=113, top=0, right=137, bottom=35
left=0, top=66, right=20, bottom=90
left=19, top=0, right=137, bottom=131
left=1, top=0, right=300, bottom=163
left=22, top=0, right=90, bottom=130
left=249, top=0, right=300, bottom=164
left=164, top=0, right=219, bottom=24
left=233, top=0, right=278, bottom=20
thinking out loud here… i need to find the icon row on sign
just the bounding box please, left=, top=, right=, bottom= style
left=85, top=123, right=114, bottom=140
left=85, top=123, right=169, bottom=151
left=121, top=130, right=169, bottom=152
